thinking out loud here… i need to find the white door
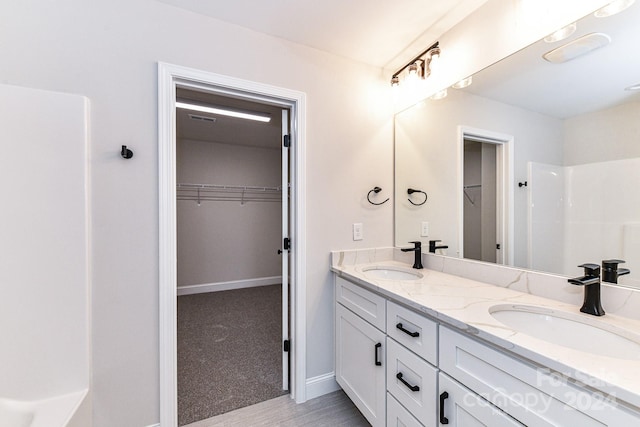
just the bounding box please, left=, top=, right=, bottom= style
left=281, top=109, right=290, bottom=391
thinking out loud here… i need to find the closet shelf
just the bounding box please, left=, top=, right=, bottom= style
left=177, top=183, right=283, bottom=203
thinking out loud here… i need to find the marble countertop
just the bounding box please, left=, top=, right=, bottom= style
left=331, top=253, right=640, bottom=411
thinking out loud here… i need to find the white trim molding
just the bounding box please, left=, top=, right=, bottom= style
left=177, top=276, right=283, bottom=296
left=305, top=373, right=340, bottom=401
left=158, top=62, right=307, bottom=426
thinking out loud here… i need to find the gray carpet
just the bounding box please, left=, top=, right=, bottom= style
left=178, top=285, right=287, bottom=426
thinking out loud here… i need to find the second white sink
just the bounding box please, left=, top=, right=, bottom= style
left=490, top=304, right=640, bottom=360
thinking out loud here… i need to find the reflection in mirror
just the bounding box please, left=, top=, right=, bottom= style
left=394, top=2, right=640, bottom=288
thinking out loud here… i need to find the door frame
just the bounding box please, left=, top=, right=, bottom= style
left=457, top=125, right=514, bottom=265
left=158, top=62, right=307, bottom=426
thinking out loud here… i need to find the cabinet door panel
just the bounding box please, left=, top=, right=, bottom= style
left=387, top=337, right=437, bottom=426
left=439, top=373, right=523, bottom=427
left=387, top=392, right=424, bottom=427
left=336, top=303, right=386, bottom=427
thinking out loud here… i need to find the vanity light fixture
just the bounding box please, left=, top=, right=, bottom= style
left=544, top=22, right=577, bottom=43
left=176, top=101, right=272, bottom=123
left=594, top=0, right=635, bottom=17
left=452, top=76, right=473, bottom=89
left=390, top=41, right=441, bottom=86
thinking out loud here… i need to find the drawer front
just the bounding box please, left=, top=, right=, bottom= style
left=387, top=301, right=437, bottom=365
left=386, top=337, right=437, bottom=427
left=439, top=372, right=523, bottom=427
left=387, top=392, right=424, bottom=427
left=440, top=326, right=619, bottom=427
left=336, top=276, right=386, bottom=331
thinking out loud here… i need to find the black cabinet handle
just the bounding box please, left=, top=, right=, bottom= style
left=396, top=322, right=420, bottom=337
left=439, top=391, right=449, bottom=424
left=374, top=343, right=382, bottom=366
left=396, top=372, right=420, bottom=392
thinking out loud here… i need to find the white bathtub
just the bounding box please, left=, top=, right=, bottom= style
left=0, top=389, right=88, bottom=427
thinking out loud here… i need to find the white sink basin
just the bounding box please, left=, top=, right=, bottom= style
left=362, top=266, right=423, bottom=281
left=489, top=304, right=640, bottom=359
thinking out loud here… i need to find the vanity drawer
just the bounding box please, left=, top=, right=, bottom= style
left=336, top=276, right=386, bottom=331
left=386, top=337, right=437, bottom=427
left=387, top=392, right=424, bottom=427
left=387, top=301, right=437, bottom=365
left=439, top=326, right=636, bottom=427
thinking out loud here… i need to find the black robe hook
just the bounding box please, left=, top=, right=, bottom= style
left=121, top=145, right=134, bottom=159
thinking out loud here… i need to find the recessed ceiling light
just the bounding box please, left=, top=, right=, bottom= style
left=543, top=33, right=611, bottom=64
left=452, top=76, right=473, bottom=89
left=544, top=23, right=577, bottom=43
left=430, top=89, right=448, bottom=100
left=176, top=101, right=271, bottom=123
left=594, top=0, right=636, bottom=18
left=625, top=83, right=640, bottom=91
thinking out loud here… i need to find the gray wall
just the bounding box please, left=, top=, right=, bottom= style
left=177, top=139, right=281, bottom=286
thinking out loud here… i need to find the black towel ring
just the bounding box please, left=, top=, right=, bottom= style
left=407, top=188, right=427, bottom=206
left=367, top=186, right=390, bottom=205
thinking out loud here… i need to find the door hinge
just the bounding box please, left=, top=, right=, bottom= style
left=283, top=134, right=290, bottom=148
left=284, top=237, right=290, bottom=251
left=283, top=340, right=290, bottom=352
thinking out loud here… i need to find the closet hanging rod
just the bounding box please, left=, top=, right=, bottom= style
left=463, top=184, right=482, bottom=189
left=177, top=183, right=282, bottom=193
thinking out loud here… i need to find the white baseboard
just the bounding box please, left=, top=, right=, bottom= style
left=177, top=276, right=282, bottom=296
left=144, top=424, right=160, bottom=427
left=305, top=372, right=340, bottom=401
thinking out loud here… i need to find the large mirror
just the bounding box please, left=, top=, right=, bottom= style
left=395, top=2, right=640, bottom=288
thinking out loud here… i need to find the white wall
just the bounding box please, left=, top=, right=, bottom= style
left=1, top=1, right=392, bottom=425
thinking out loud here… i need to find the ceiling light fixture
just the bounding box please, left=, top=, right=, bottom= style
left=544, top=22, right=577, bottom=43
left=390, top=41, right=441, bottom=86
left=594, top=0, right=635, bottom=17
left=430, top=89, right=448, bottom=100
left=452, top=76, right=473, bottom=89
left=176, top=101, right=272, bottom=123
left=625, top=83, right=640, bottom=91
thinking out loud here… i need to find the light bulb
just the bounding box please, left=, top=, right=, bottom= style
left=594, top=0, right=635, bottom=17
left=544, top=22, right=577, bottom=43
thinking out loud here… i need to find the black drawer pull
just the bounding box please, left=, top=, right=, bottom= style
left=439, top=391, right=449, bottom=424
left=396, top=372, right=420, bottom=392
left=374, top=342, right=382, bottom=366
left=396, top=322, right=420, bottom=337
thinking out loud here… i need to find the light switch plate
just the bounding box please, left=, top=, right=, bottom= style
left=421, top=221, right=429, bottom=237
left=353, top=223, right=363, bottom=241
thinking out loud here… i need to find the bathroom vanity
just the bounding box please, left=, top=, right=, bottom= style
left=332, top=248, right=640, bottom=426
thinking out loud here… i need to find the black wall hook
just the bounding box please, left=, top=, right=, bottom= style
left=367, top=186, right=390, bottom=205
left=121, top=145, right=134, bottom=159
left=518, top=181, right=527, bottom=188
left=407, top=188, right=427, bottom=206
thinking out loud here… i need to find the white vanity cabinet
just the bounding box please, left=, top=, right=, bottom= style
left=439, top=326, right=640, bottom=426
left=335, top=277, right=387, bottom=427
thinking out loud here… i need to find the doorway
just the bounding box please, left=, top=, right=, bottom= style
left=174, top=88, right=289, bottom=424
left=457, top=126, right=513, bottom=265
left=159, top=63, right=308, bottom=426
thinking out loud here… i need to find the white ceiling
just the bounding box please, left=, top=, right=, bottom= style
left=157, top=0, right=487, bottom=69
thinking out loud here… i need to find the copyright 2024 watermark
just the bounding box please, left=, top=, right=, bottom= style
left=461, top=368, right=618, bottom=413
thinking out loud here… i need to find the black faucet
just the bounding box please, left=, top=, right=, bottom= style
left=429, top=240, right=448, bottom=254
left=602, top=259, right=630, bottom=284
left=401, top=241, right=423, bottom=269
left=568, top=263, right=605, bottom=316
